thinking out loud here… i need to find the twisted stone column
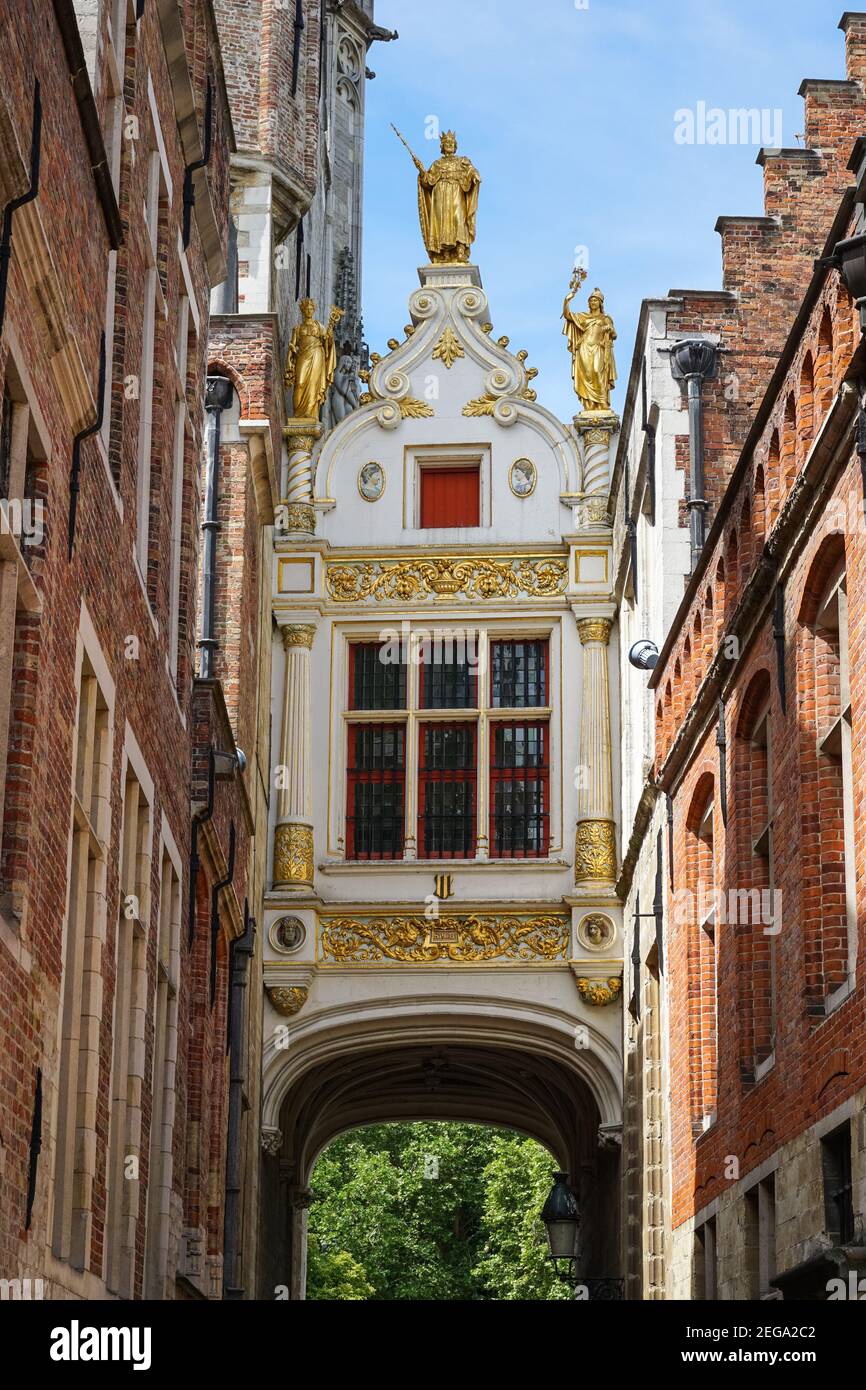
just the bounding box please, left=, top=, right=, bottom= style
left=283, top=421, right=321, bottom=534
left=574, top=417, right=617, bottom=527
left=273, top=624, right=316, bottom=889
left=574, top=617, right=616, bottom=884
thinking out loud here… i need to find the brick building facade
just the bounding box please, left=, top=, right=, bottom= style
left=614, top=12, right=866, bottom=1300
left=0, top=0, right=272, bottom=1301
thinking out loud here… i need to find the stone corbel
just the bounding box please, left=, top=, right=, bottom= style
left=261, top=1127, right=283, bottom=1157
left=572, top=970, right=623, bottom=1007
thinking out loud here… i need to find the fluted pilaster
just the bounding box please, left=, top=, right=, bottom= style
left=273, top=623, right=316, bottom=889
left=574, top=616, right=616, bottom=884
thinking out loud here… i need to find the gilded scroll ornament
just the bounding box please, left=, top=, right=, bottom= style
left=267, top=985, right=309, bottom=1017
left=574, top=819, right=617, bottom=883
left=273, top=822, right=314, bottom=886
left=575, top=976, right=622, bottom=1006
left=319, top=912, right=569, bottom=964
left=325, top=555, right=568, bottom=604
left=432, top=326, right=464, bottom=369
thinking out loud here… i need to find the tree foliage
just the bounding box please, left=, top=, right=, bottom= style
left=306, top=1122, right=568, bottom=1301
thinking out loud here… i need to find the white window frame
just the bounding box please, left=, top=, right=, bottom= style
left=328, top=619, right=563, bottom=863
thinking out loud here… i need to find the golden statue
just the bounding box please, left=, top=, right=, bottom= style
left=392, top=125, right=480, bottom=264
left=284, top=298, right=344, bottom=420
left=562, top=271, right=617, bottom=414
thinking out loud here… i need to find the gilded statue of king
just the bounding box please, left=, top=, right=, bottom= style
left=284, top=297, right=344, bottom=421
left=562, top=274, right=617, bottom=415
left=393, top=126, right=481, bottom=264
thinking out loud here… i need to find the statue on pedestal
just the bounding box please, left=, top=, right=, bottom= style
left=562, top=270, right=617, bottom=415
left=392, top=125, right=481, bottom=265
left=285, top=298, right=344, bottom=420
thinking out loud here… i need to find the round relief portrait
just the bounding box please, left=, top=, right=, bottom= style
left=577, top=914, right=616, bottom=952
left=358, top=461, right=385, bottom=501
left=269, top=915, right=307, bottom=955
left=509, top=457, right=536, bottom=497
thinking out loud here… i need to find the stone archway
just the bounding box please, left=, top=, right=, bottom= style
left=258, top=1008, right=621, bottom=1299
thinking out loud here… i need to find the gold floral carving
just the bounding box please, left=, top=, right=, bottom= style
left=398, top=397, right=435, bottom=418
left=432, top=326, right=464, bottom=369
left=325, top=555, right=568, bottom=604
left=577, top=618, right=613, bottom=646
left=283, top=503, right=316, bottom=533
left=574, top=819, right=617, bottom=882
left=267, top=985, right=309, bottom=1017
left=319, top=912, right=569, bottom=964
left=273, top=823, right=314, bottom=886
left=575, top=976, right=622, bottom=1007
left=462, top=393, right=498, bottom=417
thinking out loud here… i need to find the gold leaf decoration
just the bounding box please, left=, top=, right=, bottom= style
left=325, top=554, right=569, bottom=604
left=398, top=396, right=435, bottom=418
left=462, top=394, right=498, bottom=417
left=432, top=326, right=465, bottom=370
left=319, top=912, right=569, bottom=964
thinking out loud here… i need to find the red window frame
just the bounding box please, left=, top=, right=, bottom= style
left=488, top=719, right=550, bottom=859
left=419, top=466, right=480, bottom=528
left=345, top=722, right=406, bottom=860
left=418, top=722, right=477, bottom=860
left=489, top=638, right=549, bottom=709
left=348, top=641, right=406, bottom=712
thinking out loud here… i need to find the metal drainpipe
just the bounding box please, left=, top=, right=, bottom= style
left=201, top=376, right=234, bottom=680
left=669, top=339, right=719, bottom=572
left=223, top=904, right=255, bottom=1299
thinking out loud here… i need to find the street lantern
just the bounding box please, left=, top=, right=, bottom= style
left=821, top=232, right=866, bottom=332
left=541, top=1171, right=580, bottom=1262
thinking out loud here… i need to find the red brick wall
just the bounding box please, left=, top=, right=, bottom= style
left=0, top=0, right=233, bottom=1297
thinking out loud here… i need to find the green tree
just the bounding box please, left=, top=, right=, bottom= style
left=306, top=1122, right=566, bottom=1301
left=473, top=1134, right=570, bottom=1300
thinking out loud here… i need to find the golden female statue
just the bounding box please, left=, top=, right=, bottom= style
left=393, top=126, right=480, bottom=264
left=562, top=273, right=617, bottom=414
left=284, top=298, right=344, bottom=421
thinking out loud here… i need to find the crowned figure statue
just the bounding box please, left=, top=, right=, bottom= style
left=392, top=126, right=481, bottom=265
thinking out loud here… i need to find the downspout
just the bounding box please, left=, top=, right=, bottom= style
left=182, top=77, right=213, bottom=252
left=0, top=81, right=41, bottom=338
left=200, top=375, right=233, bottom=679
left=188, top=747, right=215, bottom=948
left=669, top=339, right=719, bottom=572
left=68, top=332, right=106, bottom=559
left=223, top=902, right=255, bottom=1299
left=209, top=820, right=235, bottom=1007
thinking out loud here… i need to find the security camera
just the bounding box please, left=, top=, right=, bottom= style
left=628, top=640, right=659, bottom=671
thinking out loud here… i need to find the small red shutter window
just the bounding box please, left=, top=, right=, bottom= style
left=420, top=467, right=480, bottom=528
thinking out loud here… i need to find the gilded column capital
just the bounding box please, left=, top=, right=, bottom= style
left=577, top=617, right=613, bottom=646
left=281, top=623, right=316, bottom=651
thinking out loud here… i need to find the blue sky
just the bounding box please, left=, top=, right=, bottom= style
left=361, top=0, right=847, bottom=420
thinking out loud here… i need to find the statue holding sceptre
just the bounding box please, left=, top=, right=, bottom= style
left=392, top=124, right=481, bottom=265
